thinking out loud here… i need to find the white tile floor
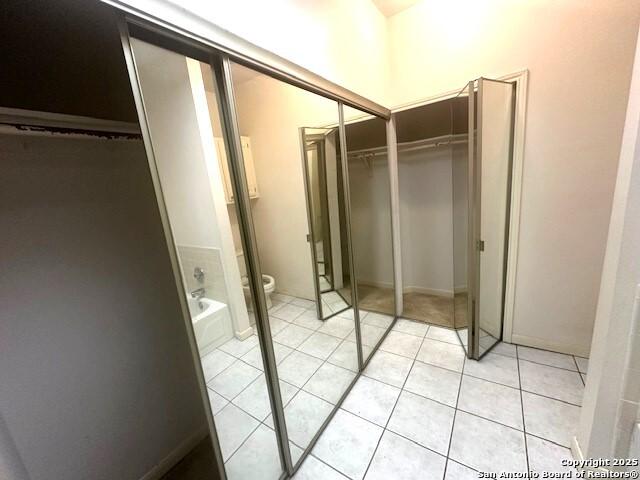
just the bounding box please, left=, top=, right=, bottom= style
left=295, top=321, right=587, bottom=480
left=202, top=293, right=392, bottom=480
left=203, top=297, right=588, bottom=480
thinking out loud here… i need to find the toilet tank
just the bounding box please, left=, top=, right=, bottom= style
left=236, top=250, right=247, bottom=278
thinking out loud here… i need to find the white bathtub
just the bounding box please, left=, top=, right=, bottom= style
left=186, top=296, right=232, bottom=355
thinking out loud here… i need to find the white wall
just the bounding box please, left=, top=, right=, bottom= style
left=131, top=40, right=250, bottom=338
left=452, top=142, right=468, bottom=292
left=349, top=156, right=395, bottom=288
left=112, top=0, right=389, bottom=105
left=578, top=25, right=640, bottom=461
left=166, top=0, right=389, bottom=105
left=132, top=40, right=221, bottom=249
left=387, top=0, right=640, bottom=355
left=233, top=70, right=339, bottom=299
left=0, top=134, right=206, bottom=480
left=399, top=146, right=454, bottom=296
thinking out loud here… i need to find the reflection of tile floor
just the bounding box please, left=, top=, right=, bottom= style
left=319, top=276, right=331, bottom=291
left=202, top=293, right=393, bottom=480
left=296, top=320, right=588, bottom=480
left=319, top=291, right=349, bottom=316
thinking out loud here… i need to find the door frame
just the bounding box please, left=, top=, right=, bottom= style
left=390, top=70, right=528, bottom=344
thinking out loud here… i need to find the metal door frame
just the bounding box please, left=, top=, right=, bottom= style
left=468, top=77, right=517, bottom=360
left=299, top=127, right=328, bottom=321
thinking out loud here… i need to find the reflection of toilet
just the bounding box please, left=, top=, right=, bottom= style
left=236, top=251, right=276, bottom=308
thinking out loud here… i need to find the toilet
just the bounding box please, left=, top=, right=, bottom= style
left=236, top=251, right=276, bottom=308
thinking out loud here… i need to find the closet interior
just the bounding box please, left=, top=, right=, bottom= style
left=345, top=79, right=516, bottom=360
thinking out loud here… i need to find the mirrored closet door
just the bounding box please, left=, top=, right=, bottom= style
left=452, top=83, right=472, bottom=353
left=122, top=17, right=395, bottom=479
left=343, top=106, right=396, bottom=363
left=395, top=77, right=515, bottom=360
left=228, top=61, right=359, bottom=467
left=469, top=78, right=515, bottom=358
left=300, top=127, right=352, bottom=320
left=125, top=36, right=289, bottom=479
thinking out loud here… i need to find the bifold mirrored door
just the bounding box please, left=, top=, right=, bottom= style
left=452, top=83, right=472, bottom=354
left=468, top=78, right=515, bottom=359
left=300, top=127, right=353, bottom=321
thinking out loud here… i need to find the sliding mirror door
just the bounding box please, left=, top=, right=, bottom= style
left=228, top=62, right=358, bottom=465
left=343, top=107, right=395, bottom=363
left=300, top=127, right=352, bottom=320
left=125, top=37, right=288, bottom=479
left=471, top=78, right=515, bottom=358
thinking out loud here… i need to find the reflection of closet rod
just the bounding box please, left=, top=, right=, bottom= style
left=0, top=107, right=141, bottom=139
left=347, top=133, right=468, bottom=158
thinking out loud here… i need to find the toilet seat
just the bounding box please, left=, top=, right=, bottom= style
left=242, top=274, right=275, bottom=293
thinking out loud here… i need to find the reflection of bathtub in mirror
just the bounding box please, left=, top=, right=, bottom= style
left=186, top=295, right=232, bottom=355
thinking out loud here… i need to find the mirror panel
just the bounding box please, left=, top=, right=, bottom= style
left=229, top=62, right=358, bottom=462
left=301, top=127, right=352, bottom=320
left=129, top=39, right=284, bottom=478
left=476, top=78, right=515, bottom=357
left=452, top=84, right=471, bottom=353
left=343, top=106, right=395, bottom=362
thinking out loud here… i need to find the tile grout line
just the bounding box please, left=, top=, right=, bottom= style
left=380, top=350, right=583, bottom=407
left=309, top=452, right=356, bottom=480
left=280, top=348, right=572, bottom=476
left=351, top=366, right=563, bottom=439
left=208, top=297, right=319, bottom=470
left=310, top=349, right=575, bottom=451
left=212, top=296, right=358, bottom=477
left=518, top=356, right=583, bottom=374
left=573, top=355, right=586, bottom=386
left=399, top=317, right=587, bottom=371
left=516, top=345, right=531, bottom=474
left=212, top=315, right=581, bottom=471
left=222, top=416, right=264, bottom=467
left=336, top=403, right=485, bottom=474
left=231, top=374, right=301, bottom=425
left=215, top=311, right=584, bottom=477
left=292, top=313, right=392, bottom=478
left=444, top=347, right=466, bottom=478
left=226, top=296, right=354, bottom=473
left=361, top=326, right=430, bottom=479
left=269, top=313, right=360, bottom=469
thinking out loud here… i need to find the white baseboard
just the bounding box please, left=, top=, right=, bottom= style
left=235, top=325, right=254, bottom=340
left=139, top=426, right=208, bottom=480
left=358, top=279, right=394, bottom=289
left=571, top=435, right=583, bottom=464
left=402, top=286, right=454, bottom=298
left=571, top=436, right=612, bottom=475
left=511, top=334, right=590, bottom=357
left=358, top=279, right=454, bottom=299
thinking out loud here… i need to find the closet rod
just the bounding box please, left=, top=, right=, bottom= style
left=0, top=107, right=141, bottom=137
left=347, top=133, right=468, bottom=158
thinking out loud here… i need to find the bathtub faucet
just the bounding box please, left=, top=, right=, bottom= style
left=190, top=288, right=205, bottom=300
